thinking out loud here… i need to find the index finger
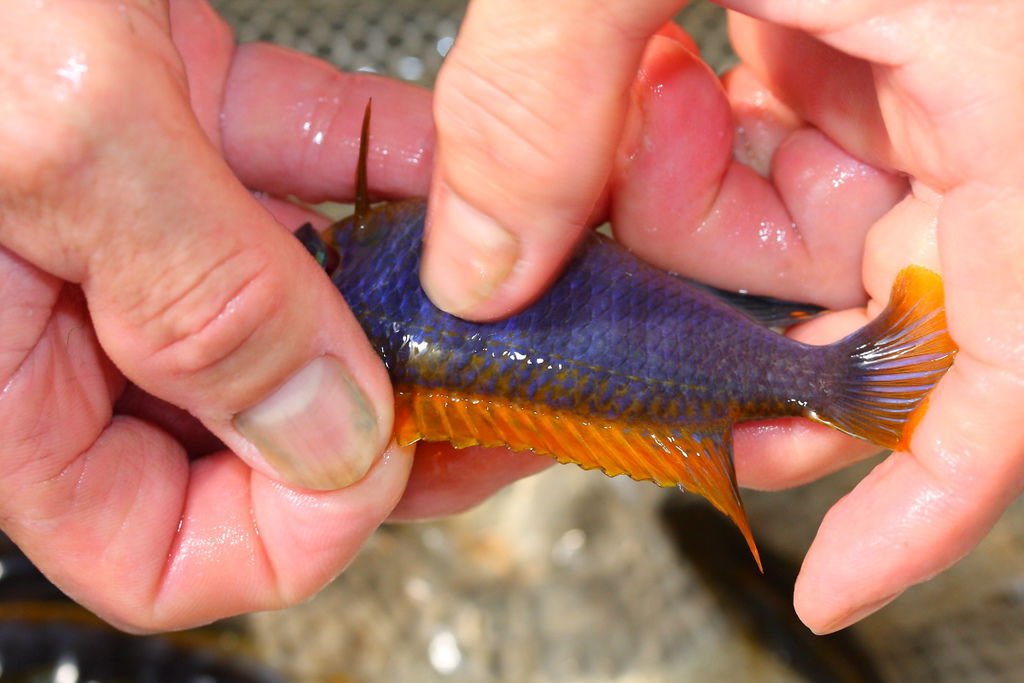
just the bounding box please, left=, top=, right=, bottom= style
left=420, top=0, right=686, bottom=320
left=219, top=43, right=436, bottom=203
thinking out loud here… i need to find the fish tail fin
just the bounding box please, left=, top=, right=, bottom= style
left=812, top=266, right=957, bottom=450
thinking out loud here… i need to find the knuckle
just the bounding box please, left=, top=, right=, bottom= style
left=433, top=50, right=615, bottom=222
left=0, top=8, right=185, bottom=201
left=434, top=54, right=562, bottom=183
left=296, top=75, right=351, bottom=193
left=0, top=78, right=94, bottom=203
left=116, top=242, right=291, bottom=397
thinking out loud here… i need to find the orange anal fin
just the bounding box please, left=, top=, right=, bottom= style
left=394, top=385, right=761, bottom=570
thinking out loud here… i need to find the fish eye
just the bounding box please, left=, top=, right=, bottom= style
left=320, top=243, right=341, bottom=276
left=295, top=223, right=342, bottom=278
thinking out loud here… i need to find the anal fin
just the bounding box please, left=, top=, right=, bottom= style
left=394, top=385, right=761, bottom=569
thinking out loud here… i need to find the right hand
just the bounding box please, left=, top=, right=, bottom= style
left=425, top=0, right=1024, bottom=634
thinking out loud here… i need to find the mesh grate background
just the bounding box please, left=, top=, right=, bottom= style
left=207, top=2, right=1024, bottom=682
left=211, top=0, right=735, bottom=85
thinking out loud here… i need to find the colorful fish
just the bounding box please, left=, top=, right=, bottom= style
left=296, top=106, right=957, bottom=567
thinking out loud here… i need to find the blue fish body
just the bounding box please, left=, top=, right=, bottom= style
left=298, top=196, right=955, bottom=564
left=331, top=199, right=824, bottom=423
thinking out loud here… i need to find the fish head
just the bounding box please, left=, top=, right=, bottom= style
left=296, top=197, right=428, bottom=280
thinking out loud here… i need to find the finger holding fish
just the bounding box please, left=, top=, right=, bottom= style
left=714, top=0, right=1024, bottom=631
left=220, top=43, right=435, bottom=204
left=0, top=0, right=439, bottom=631
left=597, top=0, right=1018, bottom=633
left=421, top=0, right=1023, bottom=638
left=415, top=4, right=914, bottom=518
left=392, top=15, right=941, bottom=526
left=423, top=0, right=688, bottom=320
left=794, top=185, right=1024, bottom=633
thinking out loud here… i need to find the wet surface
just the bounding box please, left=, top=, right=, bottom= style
left=1, top=3, right=1011, bottom=681
left=210, top=3, right=1024, bottom=681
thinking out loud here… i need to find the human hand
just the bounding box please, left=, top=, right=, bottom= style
left=426, top=0, right=1024, bottom=632
left=0, top=0, right=439, bottom=631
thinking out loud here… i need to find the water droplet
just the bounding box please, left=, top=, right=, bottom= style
left=55, top=53, right=88, bottom=101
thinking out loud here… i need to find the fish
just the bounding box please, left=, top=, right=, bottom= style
left=295, top=104, right=957, bottom=567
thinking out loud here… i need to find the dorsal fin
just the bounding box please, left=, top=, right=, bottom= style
left=354, top=99, right=372, bottom=231
left=683, top=279, right=825, bottom=329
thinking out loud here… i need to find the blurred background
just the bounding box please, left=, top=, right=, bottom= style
left=5, top=2, right=1024, bottom=681
left=210, top=0, right=737, bottom=85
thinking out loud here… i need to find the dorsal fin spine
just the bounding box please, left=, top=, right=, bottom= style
left=354, top=99, right=372, bottom=230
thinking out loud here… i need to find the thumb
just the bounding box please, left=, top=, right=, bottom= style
left=423, top=0, right=684, bottom=320
left=91, top=189, right=394, bottom=491
left=84, top=154, right=394, bottom=491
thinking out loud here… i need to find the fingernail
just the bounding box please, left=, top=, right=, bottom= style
left=814, top=592, right=901, bottom=634
left=233, top=356, right=381, bottom=490
left=422, top=189, right=519, bottom=316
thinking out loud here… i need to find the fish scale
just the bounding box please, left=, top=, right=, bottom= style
left=335, top=200, right=816, bottom=425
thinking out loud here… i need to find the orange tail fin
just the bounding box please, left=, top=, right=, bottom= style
left=810, top=266, right=957, bottom=450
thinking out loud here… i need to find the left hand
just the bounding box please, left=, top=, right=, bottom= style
left=0, top=0, right=439, bottom=631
